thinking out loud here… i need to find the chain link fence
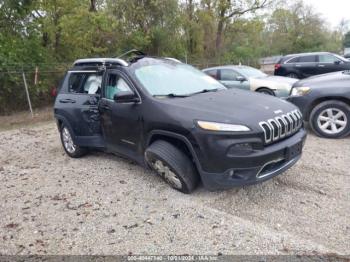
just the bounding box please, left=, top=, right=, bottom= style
left=0, top=63, right=70, bottom=115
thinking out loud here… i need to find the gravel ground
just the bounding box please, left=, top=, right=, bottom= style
left=0, top=122, right=349, bottom=255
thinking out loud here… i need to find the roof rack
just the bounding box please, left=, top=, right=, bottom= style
left=73, top=58, right=128, bottom=67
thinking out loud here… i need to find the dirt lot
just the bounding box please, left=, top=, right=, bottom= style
left=0, top=121, right=349, bottom=255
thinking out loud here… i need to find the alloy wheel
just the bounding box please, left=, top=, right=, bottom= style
left=152, top=160, right=182, bottom=189
left=317, top=108, right=347, bottom=135
left=62, top=127, right=76, bottom=154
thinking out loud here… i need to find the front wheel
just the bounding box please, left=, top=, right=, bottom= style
left=309, top=100, right=350, bottom=138
left=145, top=140, right=199, bottom=194
left=60, top=125, right=87, bottom=158
left=286, top=73, right=299, bottom=79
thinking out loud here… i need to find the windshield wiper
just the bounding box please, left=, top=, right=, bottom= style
left=154, top=93, right=189, bottom=98
left=188, top=88, right=219, bottom=96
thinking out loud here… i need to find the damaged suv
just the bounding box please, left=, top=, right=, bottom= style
left=54, top=54, right=307, bottom=193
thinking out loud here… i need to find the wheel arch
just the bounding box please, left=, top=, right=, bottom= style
left=55, top=114, right=77, bottom=141
left=146, top=130, right=202, bottom=175
left=255, top=87, right=275, bottom=95
left=307, top=96, right=350, bottom=121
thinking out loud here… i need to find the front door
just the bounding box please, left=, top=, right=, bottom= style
left=317, top=54, right=348, bottom=74
left=99, top=70, right=143, bottom=158
left=219, top=69, right=249, bottom=90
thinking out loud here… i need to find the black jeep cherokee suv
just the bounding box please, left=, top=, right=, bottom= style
left=54, top=55, right=307, bottom=193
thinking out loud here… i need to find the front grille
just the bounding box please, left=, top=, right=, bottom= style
left=259, top=110, right=302, bottom=144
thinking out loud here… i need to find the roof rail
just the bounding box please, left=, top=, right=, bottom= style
left=117, top=49, right=146, bottom=59
left=164, top=57, right=182, bottom=63
left=73, top=58, right=128, bottom=67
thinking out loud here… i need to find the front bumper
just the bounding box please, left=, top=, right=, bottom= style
left=198, top=129, right=307, bottom=190
left=287, top=96, right=312, bottom=121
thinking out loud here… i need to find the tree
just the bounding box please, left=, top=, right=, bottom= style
left=214, top=0, right=270, bottom=52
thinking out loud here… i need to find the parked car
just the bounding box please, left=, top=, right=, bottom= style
left=203, top=65, right=297, bottom=97
left=344, top=53, right=350, bottom=59
left=274, top=52, right=350, bottom=79
left=288, top=71, right=350, bottom=138
left=54, top=55, right=306, bottom=193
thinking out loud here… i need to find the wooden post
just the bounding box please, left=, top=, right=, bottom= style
left=34, top=66, right=38, bottom=85
left=22, top=70, right=34, bottom=118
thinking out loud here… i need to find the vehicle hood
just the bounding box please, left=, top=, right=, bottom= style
left=250, top=75, right=297, bottom=91
left=294, top=71, right=350, bottom=88
left=155, top=89, right=298, bottom=130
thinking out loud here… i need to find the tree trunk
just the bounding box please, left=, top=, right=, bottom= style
left=216, top=19, right=224, bottom=52
left=89, top=0, right=97, bottom=12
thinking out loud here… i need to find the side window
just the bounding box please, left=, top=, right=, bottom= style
left=298, top=55, right=316, bottom=63
left=220, top=69, right=240, bottom=81
left=83, top=75, right=102, bottom=94
left=286, top=57, right=299, bottom=63
left=319, top=54, right=340, bottom=63
left=68, top=73, right=102, bottom=94
left=205, top=69, right=218, bottom=79
left=105, top=74, right=132, bottom=100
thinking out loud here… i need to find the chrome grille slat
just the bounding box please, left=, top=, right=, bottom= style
left=259, top=110, right=303, bottom=145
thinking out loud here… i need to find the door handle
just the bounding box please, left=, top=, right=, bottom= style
left=318, top=64, right=325, bottom=67
left=59, top=99, right=76, bottom=103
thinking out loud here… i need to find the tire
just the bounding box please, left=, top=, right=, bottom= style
left=309, top=100, right=350, bottom=138
left=256, top=88, right=275, bottom=96
left=145, top=140, right=199, bottom=194
left=286, top=73, right=299, bottom=79
left=60, top=124, right=88, bottom=158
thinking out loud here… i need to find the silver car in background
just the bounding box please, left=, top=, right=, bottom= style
left=203, top=65, right=297, bottom=97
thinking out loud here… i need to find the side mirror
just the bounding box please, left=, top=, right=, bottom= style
left=236, top=76, right=246, bottom=82
left=113, top=90, right=140, bottom=103
left=334, top=60, right=341, bottom=65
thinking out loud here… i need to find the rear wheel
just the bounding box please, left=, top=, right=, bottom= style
left=256, top=88, right=275, bottom=96
left=145, top=140, right=199, bottom=194
left=310, top=100, right=350, bottom=138
left=286, top=73, right=299, bottom=79
left=60, top=125, right=87, bottom=158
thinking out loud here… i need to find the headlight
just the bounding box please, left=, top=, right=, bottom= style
left=290, top=86, right=311, bottom=96
left=197, top=121, right=250, bottom=132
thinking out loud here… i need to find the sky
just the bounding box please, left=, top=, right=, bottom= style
left=304, top=0, right=349, bottom=28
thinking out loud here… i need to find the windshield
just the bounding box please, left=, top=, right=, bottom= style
left=334, top=54, right=349, bottom=62
left=238, top=67, right=267, bottom=78
left=134, top=63, right=226, bottom=96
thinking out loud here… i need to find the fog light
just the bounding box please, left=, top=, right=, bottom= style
left=227, top=143, right=253, bottom=156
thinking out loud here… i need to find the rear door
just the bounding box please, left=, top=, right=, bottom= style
left=55, top=70, right=103, bottom=137
left=218, top=69, right=249, bottom=90
left=99, top=69, right=143, bottom=156
left=295, top=55, right=318, bottom=77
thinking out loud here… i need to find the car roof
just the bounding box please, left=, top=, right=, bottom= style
left=282, top=52, right=331, bottom=59
left=203, top=65, right=254, bottom=71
